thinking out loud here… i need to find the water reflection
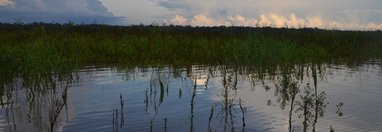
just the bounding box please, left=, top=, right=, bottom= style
left=135, top=63, right=349, bottom=132
left=112, top=94, right=125, bottom=132
left=1, top=61, right=382, bottom=131
left=268, top=64, right=329, bottom=132
left=215, top=68, right=241, bottom=132
left=0, top=72, right=76, bottom=132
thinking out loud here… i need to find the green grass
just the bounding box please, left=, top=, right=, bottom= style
left=0, top=23, right=382, bottom=78
left=1, top=23, right=381, bottom=132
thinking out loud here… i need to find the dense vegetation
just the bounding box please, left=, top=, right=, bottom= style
left=1, top=23, right=382, bottom=77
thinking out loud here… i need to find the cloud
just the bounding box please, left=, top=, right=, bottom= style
left=153, top=0, right=382, bottom=16
left=0, top=0, right=125, bottom=24
left=169, top=15, right=187, bottom=25
left=153, top=0, right=382, bottom=30
left=0, top=0, right=13, bottom=6
left=190, top=15, right=212, bottom=26
left=165, top=14, right=382, bottom=30
left=227, top=15, right=257, bottom=26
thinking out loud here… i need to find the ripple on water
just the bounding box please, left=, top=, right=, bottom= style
left=2, top=63, right=382, bottom=132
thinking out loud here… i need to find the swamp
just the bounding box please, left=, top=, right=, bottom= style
left=0, top=23, right=382, bottom=131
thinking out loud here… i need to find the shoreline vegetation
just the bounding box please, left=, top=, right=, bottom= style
left=1, top=23, right=382, bottom=77
left=1, top=23, right=381, bottom=132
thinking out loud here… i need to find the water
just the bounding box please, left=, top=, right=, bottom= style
left=1, top=62, right=382, bottom=132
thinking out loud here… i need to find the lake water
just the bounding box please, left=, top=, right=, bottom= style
left=1, top=61, right=382, bottom=132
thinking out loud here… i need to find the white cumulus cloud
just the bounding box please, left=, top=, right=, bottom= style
left=170, top=15, right=187, bottom=25
left=165, top=14, right=382, bottom=30
left=153, top=0, right=382, bottom=30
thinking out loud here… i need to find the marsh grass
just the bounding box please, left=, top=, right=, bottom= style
left=0, top=23, right=381, bottom=79
left=1, top=23, right=381, bottom=132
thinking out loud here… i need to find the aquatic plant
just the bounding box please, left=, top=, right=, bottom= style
left=0, top=23, right=381, bottom=92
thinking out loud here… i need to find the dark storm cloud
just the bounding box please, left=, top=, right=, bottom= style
left=0, top=0, right=125, bottom=24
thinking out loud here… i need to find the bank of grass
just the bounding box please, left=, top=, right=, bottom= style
left=0, top=23, right=382, bottom=77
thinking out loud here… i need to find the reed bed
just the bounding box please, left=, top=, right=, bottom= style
left=1, top=23, right=381, bottom=77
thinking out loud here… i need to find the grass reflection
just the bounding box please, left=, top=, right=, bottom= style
left=0, top=71, right=75, bottom=132
left=135, top=62, right=358, bottom=131
left=1, top=23, right=381, bottom=131
left=1, top=60, right=381, bottom=131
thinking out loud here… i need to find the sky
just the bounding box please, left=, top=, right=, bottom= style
left=1, top=0, right=382, bottom=30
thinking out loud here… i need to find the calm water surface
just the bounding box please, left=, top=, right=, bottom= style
left=1, top=61, right=382, bottom=132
